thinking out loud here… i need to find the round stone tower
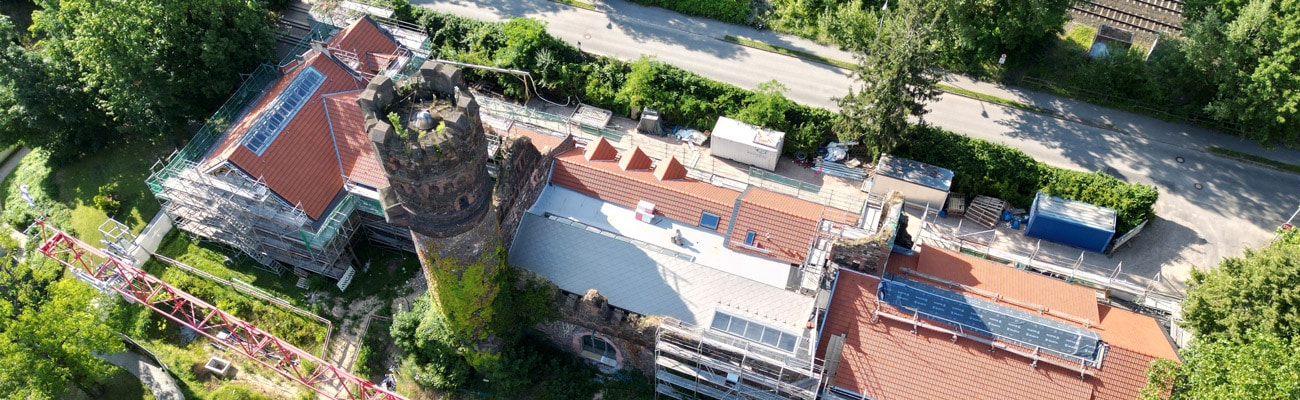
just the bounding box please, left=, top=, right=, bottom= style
left=357, top=61, right=492, bottom=240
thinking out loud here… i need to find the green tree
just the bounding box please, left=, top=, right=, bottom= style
left=1143, top=331, right=1300, bottom=399
left=931, top=0, right=1077, bottom=71
left=1179, top=0, right=1300, bottom=147
left=31, top=0, right=275, bottom=137
left=734, top=80, right=793, bottom=131
left=0, top=15, right=103, bottom=156
left=1181, top=227, right=1300, bottom=341
left=0, top=260, right=124, bottom=398
left=834, top=0, right=942, bottom=156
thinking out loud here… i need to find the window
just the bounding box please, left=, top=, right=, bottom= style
left=580, top=335, right=617, bottom=366
left=711, top=311, right=798, bottom=352
left=242, top=66, right=326, bottom=155
left=699, top=212, right=721, bottom=230
left=744, top=230, right=757, bottom=245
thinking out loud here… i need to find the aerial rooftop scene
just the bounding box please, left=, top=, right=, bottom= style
left=0, top=0, right=1297, bottom=399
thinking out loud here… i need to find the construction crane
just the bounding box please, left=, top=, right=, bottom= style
left=28, top=220, right=406, bottom=400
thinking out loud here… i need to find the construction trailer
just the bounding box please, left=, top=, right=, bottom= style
left=863, top=154, right=953, bottom=210
left=710, top=117, right=785, bottom=171
left=1023, top=192, right=1118, bottom=253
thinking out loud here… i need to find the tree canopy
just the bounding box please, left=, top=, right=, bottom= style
left=1144, top=331, right=1300, bottom=399
left=1181, top=227, right=1300, bottom=341
left=1178, top=0, right=1300, bottom=147
left=931, top=0, right=1076, bottom=70
left=834, top=0, right=942, bottom=157
left=0, top=235, right=124, bottom=398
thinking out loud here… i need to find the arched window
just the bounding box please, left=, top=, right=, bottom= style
left=580, top=335, right=617, bottom=367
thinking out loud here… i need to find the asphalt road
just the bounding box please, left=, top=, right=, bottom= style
left=414, top=0, right=1300, bottom=294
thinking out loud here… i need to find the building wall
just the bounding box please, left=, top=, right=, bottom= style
left=530, top=285, right=658, bottom=377
left=867, top=174, right=947, bottom=210
left=550, top=159, right=737, bottom=234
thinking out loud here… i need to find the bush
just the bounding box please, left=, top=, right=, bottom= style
left=1039, top=169, right=1157, bottom=233
left=209, top=384, right=273, bottom=400
left=626, top=0, right=753, bottom=25
left=92, top=182, right=122, bottom=217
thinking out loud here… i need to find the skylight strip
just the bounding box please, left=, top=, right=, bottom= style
left=242, top=66, right=327, bottom=155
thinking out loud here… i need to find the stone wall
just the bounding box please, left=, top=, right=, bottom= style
left=495, top=134, right=576, bottom=247
left=831, top=191, right=906, bottom=274
left=358, top=61, right=492, bottom=239
left=530, top=284, right=658, bottom=377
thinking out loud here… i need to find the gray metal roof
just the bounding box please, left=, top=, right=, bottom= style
left=508, top=213, right=815, bottom=330
left=1032, top=192, right=1118, bottom=232
left=875, top=154, right=954, bottom=191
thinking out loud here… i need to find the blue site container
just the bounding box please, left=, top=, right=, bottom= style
left=1023, top=192, right=1117, bottom=253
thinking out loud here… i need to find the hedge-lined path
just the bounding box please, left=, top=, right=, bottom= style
left=415, top=0, right=1300, bottom=296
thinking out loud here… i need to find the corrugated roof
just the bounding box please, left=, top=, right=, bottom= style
left=876, top=153, right=954, bottom=191
left=509, top=213, right=814, bottom=330
left=654, top=156, right=688, bottom=180
left=820, top=271, right=1096, bottom=400
left=618, top=147, right=653, bottom=171
left=584, top=137, right=618, bottom=161
left=1032, top=192, right=1118, bottom=232
left=913, top=245, right=1102, bottom=323
left=324, top=91, right=387, bottom=189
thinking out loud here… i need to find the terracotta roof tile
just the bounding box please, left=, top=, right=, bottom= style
left=1095, top=305, right=1179, bottom=360
left=329, top=16, right=399, bottom=75
left=201, top=18, right=401, bottom=219
left=727, top=187, right=848, bottom=264
left=324, top=91, right=387, bottom=189
left=552, top=149, right=740, bottom=234
left=912, top=245, right=1102, bottom=324
left=618, top=147, right=653, bottom=171
left=820, top=271, right=1097, bottom=400
left=584, top=137, right=617, bottom=161
left=653, top=156, right=687, bottom=180
left=1089, top=346, right=1162, bottom=400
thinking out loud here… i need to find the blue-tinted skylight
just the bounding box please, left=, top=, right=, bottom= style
left=711, top=310, right=799, bottom=352
left=242, top=66, right=326, bottom=155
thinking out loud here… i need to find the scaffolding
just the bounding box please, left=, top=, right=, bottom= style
left=654, top=318, right=823, bottom=400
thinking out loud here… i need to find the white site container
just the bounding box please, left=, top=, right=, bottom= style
left=709, top=117, right=784, bottom=171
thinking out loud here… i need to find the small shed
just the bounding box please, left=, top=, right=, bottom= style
left=863, top=154, right=953, bottom=209
left=1024, top=192, right=1117, bottom=253
left=710, top=117, right=784, bottom=171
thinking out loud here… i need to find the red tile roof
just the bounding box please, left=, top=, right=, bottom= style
left=330, top=16, right=399, bottom=76
left=654, top=156, right=688, bottom=180
left=1089, top=346, right=1162, bottom=400
left=552, top=148, right=740, bottom=233
left=911, top=244, right=1102, bottom=324
left=202, top=18, right=399, bottom=219
left=324, top=91, right=387, bottom=189
left=584, top=137, right=618, bottom=161
left=728, top=187, right=856, bottom=264
left=820, top=270, right=1096, bottom=400
left=1094, top=305, right=1179, bottom=360
left=618, top=147, right=653, bottom=171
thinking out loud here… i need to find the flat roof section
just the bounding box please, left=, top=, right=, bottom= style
left=530, top=185, right=794, bottom=289
left=509, top=212, right=815, bottom=331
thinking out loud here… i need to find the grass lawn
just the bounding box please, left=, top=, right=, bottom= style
left=97, top=366, right=149, bottom=400
left=552, top=0, right=598, bottom=11
left=1207, top=146, right=1300, bottom=173
left=936, top=83, right=1055, bottom=114
left=722, top=35, right=857, bottom=70
left=0, top=139, right=174, bottom=247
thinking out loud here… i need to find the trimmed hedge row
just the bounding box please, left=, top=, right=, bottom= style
left=414, top=11, right=836, bottom=157
left=895, top=126, right=1156, bottom=233
left=409, top=9, right=1157, bottom=234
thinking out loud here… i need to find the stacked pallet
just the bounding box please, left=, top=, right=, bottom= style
left=966, top=196, right=1007, bottom=229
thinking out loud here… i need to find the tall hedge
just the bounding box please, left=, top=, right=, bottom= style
left=625, top=0, right=753, bottom=25
left=896, top=125, right=1157, bottom=233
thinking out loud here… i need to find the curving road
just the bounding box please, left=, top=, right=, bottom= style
left=414, top=0, right=1300, bottom=295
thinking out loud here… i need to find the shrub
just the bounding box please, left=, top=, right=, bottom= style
left=1039, top=169, right=1157, bottom=233
left=92, top=182, right=122, bottom=217
left=626, top=0, right=753, bottom=25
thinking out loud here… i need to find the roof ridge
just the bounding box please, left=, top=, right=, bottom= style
left=618, top=147, right=653, bottom=171
left=654, top=156, right=687, bottom=180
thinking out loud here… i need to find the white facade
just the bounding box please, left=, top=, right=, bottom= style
left=864, top=154, right=953, bottom=210
left=709, top=117, right=784, bottom=171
